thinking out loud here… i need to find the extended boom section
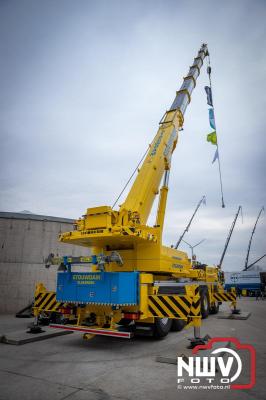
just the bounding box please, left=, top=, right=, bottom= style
left=59, top=44, right=209, bottom=261
left=33, top=45, right=237, bottom=341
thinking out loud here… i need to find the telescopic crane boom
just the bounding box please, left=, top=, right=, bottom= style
left=243, top=206, right=264, bottom=270
left=174, top=195, right=206, bottom=249
left=119, top=44, right=209, bottom=227
left=245, top=254, right=266, bottom=271
left=219, top=206, right=242, bottom=268
left=61, top=44, right=210, bottom=266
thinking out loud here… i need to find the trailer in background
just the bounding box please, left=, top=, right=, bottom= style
left=224, top=271, right=266, bottom=296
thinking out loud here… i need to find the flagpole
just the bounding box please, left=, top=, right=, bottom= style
left=217, top=145, right=225, bottom=207
left=207, top=54, right=225, bottom=208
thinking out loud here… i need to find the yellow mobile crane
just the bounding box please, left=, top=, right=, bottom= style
left=33, top=45, right=236, bottom=345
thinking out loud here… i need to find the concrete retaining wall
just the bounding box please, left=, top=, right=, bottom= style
left=0, top=212, right=89, bottom=314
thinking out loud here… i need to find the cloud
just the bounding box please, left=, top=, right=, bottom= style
left=0, top=0, right=265, bottom=270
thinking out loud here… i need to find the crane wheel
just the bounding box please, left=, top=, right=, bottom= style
left=210, top=301, right=219, bottom=314
left=200, top=288, right=210, bottom=319
left=171, top=319, right=186, bottom=332
left=153, top=317, right=172, bottom=339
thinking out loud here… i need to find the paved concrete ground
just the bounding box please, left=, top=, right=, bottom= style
left=0, top=298, right=265, bottom=400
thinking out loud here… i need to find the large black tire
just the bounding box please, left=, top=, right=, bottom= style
left=118, top=318, right=132, bottom=327
left=171, top=319, right=186, bottom=332
left=50, top=312, right=65, bottom=324
left=209, top=301, right=219, bottom=314
left=153, top=318, right=172, bottom=339
left=200, top=288, right=210, bottom=319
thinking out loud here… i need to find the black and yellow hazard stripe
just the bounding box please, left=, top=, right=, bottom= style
left=34, top=292, right=66, bottom=312
left=189, top=299, right=201, bottom=317
left=187, top=286, right=201, bottom=317
left=148, top=295, right=192, bottom=319
left=213, top=292, right=236, bottom=302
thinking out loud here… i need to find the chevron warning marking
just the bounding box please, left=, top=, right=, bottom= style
left=148, top=295, right=192, bottom=319
left=33, top=292, right=65, bottom=312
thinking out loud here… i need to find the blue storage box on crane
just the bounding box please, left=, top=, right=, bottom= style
left=56, top=271, right=139, bottom=305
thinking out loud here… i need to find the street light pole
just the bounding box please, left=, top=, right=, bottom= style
left=182, top=238, right=206, bottom=264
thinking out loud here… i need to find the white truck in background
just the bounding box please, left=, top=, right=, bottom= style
left=224, top=271, right=266, bottom=296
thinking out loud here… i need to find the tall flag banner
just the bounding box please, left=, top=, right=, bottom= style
left=205, top=86, right=213, bottom=106
left=207, top=131, right=217, bottom=145
left=209, top=108, right=216, bottom=130
left=212, top=148, right=219, bottom=163
left=205, top=53, right=225, bottom=207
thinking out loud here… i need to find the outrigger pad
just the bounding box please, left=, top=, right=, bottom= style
left=187, top=334, right=211, bottom=349
left=217, top=311, right=251, bottom=320
left=231, top=308, right=241, bottom=315
left=156, top=356, right=177, bottom=365
left=27, top=323, right=45, bottom=334
left=1, top=329, right=72, bottom=345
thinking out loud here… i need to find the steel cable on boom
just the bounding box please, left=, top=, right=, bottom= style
left=112, top=146, right=150, bottom=209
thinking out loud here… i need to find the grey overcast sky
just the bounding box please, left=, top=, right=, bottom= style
left=0, top=0, right=265, bottom=270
